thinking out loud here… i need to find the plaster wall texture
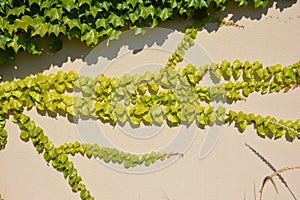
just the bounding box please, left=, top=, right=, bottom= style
left=0, top=1, right=300, bottom=200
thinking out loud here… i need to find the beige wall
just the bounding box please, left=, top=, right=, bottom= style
left=0, top=1, right=300, bottom=200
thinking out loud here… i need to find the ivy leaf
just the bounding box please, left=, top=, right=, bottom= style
left=64, top=18, right=81, bottom=30
left=286, top=131, right=296, bottom=140
left=187, top=0, right=199, bottom=8
left=238, top=120, right=248, bottom=132
left=95, top=18, right=107, bottom=29
left=184, top=112, right=194, bottom=124
left=242, top=86, right=250, bottom=97
left=10, top=98, right=23, bottom=111
left=124, top=160, right=131, bottom=168
left=32, top=20, right=48, bottom=37
left=81, top=29, right=98, bottom=46
left=275, top=129, right=285, bottom=139
left=108, top=28, right=122, bottom=40
left=130, top=115, right=141, bottom=125
left=45, top=8, right=62, bottom=22
left=20, top=130, right=30, bottom=141
left=102, top=1, right=112, bottom=11
left=57, top=154, right=68, bottom=164
left=7, top=5, right=26, bottom=17
left=7, top=35, right=20, bottom=52
left=127, top=0, right=138, bottom=8
left=108, top=13, right=124, bottom=27
left=0, top=35, right=11, bottom=50
left=203, top=104, right=213, bottom=116
left=197, top=113, right=206, bottom=126
left=253, top=0, right=268, bottom=8
left=257, top=124, right=266, bottom=137
left=129, top=10, right=139, bottom=23
left=151, top=17, right=159, bottom=28
left=142, top=113, right=152, bottom=124
left=40, top=0, right=51, bottom=9
left=167, top=113, right=179, bottom=124
left=214, top=0, right=226, bottom=6
left=47, top=24, right=60, bottom=37
left=139, top=5, right=155, bottom=19
left=170, top=0, right=179, bottom=8
left=30, top=126, right=43, bottom=138
left=238, top=0, right=248, bottom=6
left=0, top=119, right=5, bottom=131
left=158, top=7, right=172, bottom=21
left=134, top=104, right=148, bottom=116
left=14, top=15, right=34, bottom=32
left=232, top=60, right=242, bottom=79
left=61, top=0, right=75, bottom=11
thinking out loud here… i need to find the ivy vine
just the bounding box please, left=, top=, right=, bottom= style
left=0, top=0, right=269, bottom=64
left=0, top=0, right=299, bottom=199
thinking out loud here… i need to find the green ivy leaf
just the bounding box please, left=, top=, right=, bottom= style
left=108, top=13, right=124, bottom=27
left=257, top=124, right=266, bottom=137
left=64, top=18, right=81, bottom=30
left=133, top=104, right=148, bottom=116
left=107, top=28, right=122, bottom=40
left=57, top=154, right=68, bottom=164
left=6, top=5, right=26, bottom=17
left=197, top=113, right=207, bottom=126
left=275, top=129, right=285, bottom=139
left=158, top=7, right=172, bottom=21
left=44, top=141, right=54, bottom=151
left=81, top=29, right=98, bottom=46
left=101, top=1, right=111, bottom=11
left=127, top=0, right=138, bottom=8
left=139, top=5, right=155, bottom=19
left=0, top=35, right=11, bottom=50
left=13, top=15, right=33, bottom=32
left=129, top=10, right=139, bottom=23
left=166, top=113, right=179, bottom=124
left=124, top=160, right=131, bottom=168
left=20, top=130, right=29, bottom=141
left=242, top=86, right=250, bottom=97
left=95, top=18, right=107, bottom=29
left=30, top=126, right=43, bottom=138
left=45, top=8, right=62, bottom=22
left=232, top=60, right=242, bottom=79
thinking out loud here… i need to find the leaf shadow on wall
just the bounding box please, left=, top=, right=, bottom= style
left=0, top=0, right=297, bottom=81
left=0, top=28, right=174, bottom=81
left=203, top=0, right=297, bottom=32
left=245, top=143, right=297, bottom=200
left=0, top=38, right=92, bottom=81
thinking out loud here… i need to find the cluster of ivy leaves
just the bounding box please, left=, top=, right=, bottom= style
left=1, top=0, right=299, bottom=199
left=1, top=59, right=299, bottom=140
left=8, top=108, right=183, bottom=200
left=0, top=0, right=270, bottom=64
left=1, top=27, right=299, bottom=197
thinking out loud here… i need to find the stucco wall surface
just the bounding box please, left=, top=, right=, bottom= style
left=0, top=1, right=300, bottom=200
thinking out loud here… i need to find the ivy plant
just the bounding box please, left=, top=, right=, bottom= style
left=0, top=0, right=299, bottom=200
left=0, top=0, right=269, bottom=64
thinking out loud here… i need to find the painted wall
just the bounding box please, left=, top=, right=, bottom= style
left=0, top=1, right=300, bottom=200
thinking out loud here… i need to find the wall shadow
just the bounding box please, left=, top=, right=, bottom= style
left=0, top=0, right=297, bottom=81
left=0, top=38, right=93, bottom=81
left=203, top=0, right=297, bottom=32
left=245, top=143, right=297, bottom=200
